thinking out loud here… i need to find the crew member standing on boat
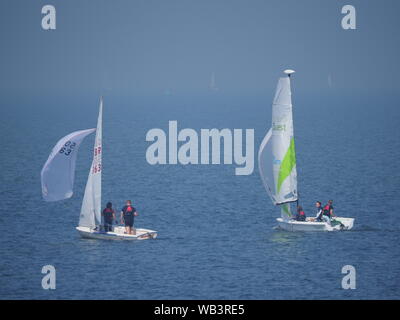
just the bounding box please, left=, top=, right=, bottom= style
left=102, top=202, right=115, bottom=232
left=120, top=200, right=138, bottom=235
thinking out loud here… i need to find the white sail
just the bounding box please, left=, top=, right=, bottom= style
left=79, top=98, right=103, bottom=228
left=258, top=75, right=298, bottom=206
left=41, top=128, right=96, bottom=202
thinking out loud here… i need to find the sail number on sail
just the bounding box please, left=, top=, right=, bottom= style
left=59, top=141, right=76, bottom=156
left=92, top=146, right=102, bottom=174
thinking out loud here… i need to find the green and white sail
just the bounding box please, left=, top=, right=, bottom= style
left=258, top=71, right=298, bottom=207
left=79, top=97, right=103, bottom=228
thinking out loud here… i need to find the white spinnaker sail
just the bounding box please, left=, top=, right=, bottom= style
left=79, top=98, right=103, bottom=228
left=41, top=128, right=96, bottom=202
left=258, top=76, right=298, bottom=206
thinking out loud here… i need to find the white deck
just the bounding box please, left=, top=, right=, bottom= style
left=276, top=217, right=354, bottom=232
left=76, top=226, right=157, bottom=240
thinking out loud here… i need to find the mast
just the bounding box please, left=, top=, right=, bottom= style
left=284, top=70, right=298, bottom=210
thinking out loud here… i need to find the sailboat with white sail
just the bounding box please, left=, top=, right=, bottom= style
left=258, top=70, right=354, bottom=232
left=209, top=72, right=219, bottom=91
left=41, top=97, right=157, bottom=240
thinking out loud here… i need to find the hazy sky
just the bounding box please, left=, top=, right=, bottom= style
left=1, top=0, right=399, bottom=98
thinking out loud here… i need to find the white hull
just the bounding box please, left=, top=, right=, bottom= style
left=276, top=217, right=354, bottom=232
left=76, top=226, right=157, bottom=240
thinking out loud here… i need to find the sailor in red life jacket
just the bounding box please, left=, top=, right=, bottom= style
left=295, top=206, right=306, bottom=221
left=102, top=202, right=115, bottom=232
left=120, top=200, right=138, bottom=235
left=321, top=200, right=334, bottom=225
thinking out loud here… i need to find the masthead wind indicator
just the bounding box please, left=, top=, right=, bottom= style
left=284, top=69, right=296, bottom=77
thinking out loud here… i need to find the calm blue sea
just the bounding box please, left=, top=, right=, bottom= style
left=0, top=91, right=399, bottom=299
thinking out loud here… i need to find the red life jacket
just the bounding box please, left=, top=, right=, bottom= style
left=103, top=207, right=113, bottom=219
left=323, top=205, right=331, bottom=216
left=297, top=210, right=306, bottom=221
left=124, top=205, right=134, bottom=217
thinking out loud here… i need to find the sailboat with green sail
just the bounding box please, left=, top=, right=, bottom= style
left=258, top=70, right=354, bottom=231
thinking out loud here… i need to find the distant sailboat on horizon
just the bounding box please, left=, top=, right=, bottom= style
left=328, top=74, right=333, bottom=88
left=209, top=72, right=219, bottom=92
